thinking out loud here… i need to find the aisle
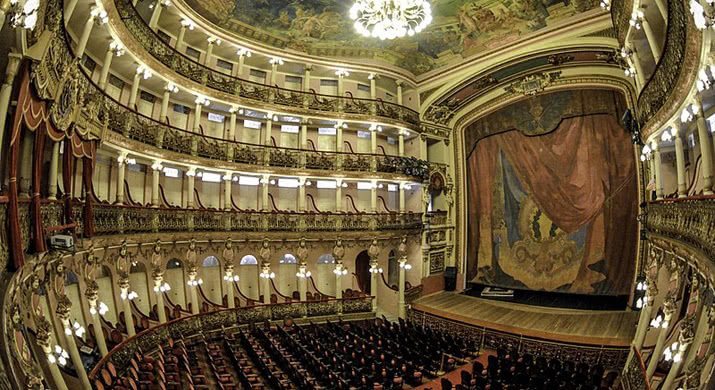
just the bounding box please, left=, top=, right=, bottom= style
left=414, top=350, right=494, bottom=389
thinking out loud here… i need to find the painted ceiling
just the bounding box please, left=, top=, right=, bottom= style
left=184, top=0, right=601, bottom=75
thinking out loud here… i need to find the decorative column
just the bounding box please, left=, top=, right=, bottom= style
left=115, top=152, right=128, bottom=204
left=222, top=240, right=237, bottom=308
left=296, top=239, right=309, bottom=302
left=336, top=69, right=348, bottom=97
left=370, top=180, right=378, bottom=212
left=98, top=41, right=124, bottom=90
left=149, top=0, right=170, bottom=30
left=186, top=268, right=201, bottom=314
left=236, top=47, right=251, bottom=76
left=396, top=80, right=403, bottom=105
left=36, top=318, right=69, bottom=390
left=160, top=83, right=178, bottom=124
left=63, top=0, right=79, bottom=26
left=397, top=237, right=410, bottom=319
left=47, top=141, right=61, bottom=200
left=640, top=15, right=663, bottom=62
left=298, top=178, right=307, bottom=211
left=652, top=141, right=664, bottom=200
left=398, top=130, right=405, bottom=156
left=86, top=281, right=109, bottom=356
left=151, top=161, right=162, bottom=207
left=223, top=171, right=233, bottom=210
left=264, top=115, right=273, bottom=146
left=633, top=280, right=658, bottom=351
left=399, top=182, right=407, bottom=213
left=0, top=52, right=21, bottom=163
left=647, top=295, right=677, bottom=378
left=118, top=278, right=136, bottom=336
left=260, top=174, right=270, bottom=211
left=176, top=19, right=195, bottom=52
left=227, top=107, right=238, bottom=141
left=672, top=124, right=687, bottom=197
left=694, top=97, right=714, bottom=194
left=193, top=95, right=209, bottom=133
left=186, top=167, right=196, bottom=208
left=75, top=8, right=105, bottom=59
left=661, top=320, right=696, bottom=389
left=259, top=239, right=273, bottom=304
left=335, top=179, right=343, bottom=211
left=151, top=272, right=168, bottom=323
left=369, top=73, right=378, bottom=114
left=56, top=296, right=92, bottom=390
left=129, top=65, right=152, bottom=109
left=332, top=239, right=346, bottom=300
left=269, top=57, right=283, bottom=86
left=630, top=51, right=647, bottom=88
left=204, top=37, right=220, bottom=66
left=368, top=239, right=381, bottom=312
left=336, top=122, right=345, bottom=152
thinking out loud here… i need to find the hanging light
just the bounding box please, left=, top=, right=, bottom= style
left=350, top=0, right=432, bottom=40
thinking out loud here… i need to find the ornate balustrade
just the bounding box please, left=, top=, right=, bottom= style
left=645, top=197, right=715, bottom=261
left=89, top=296, right=373, bottom=380
left=610, top=0, right=634, bottom=43
left=90, top=67, right=429, bottom=180
left=620, top=347, right=650, bottom=390
left=112, top=0, right=420, bottom=128
left=636, top=0, right=688, bottom=123
left=92, top=203, right=423, bottom=235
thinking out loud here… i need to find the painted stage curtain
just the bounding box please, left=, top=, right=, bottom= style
left=467, top=114, right=637, bottom=295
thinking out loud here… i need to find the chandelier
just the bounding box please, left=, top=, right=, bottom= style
left=349, top=0, right=433, bottom=40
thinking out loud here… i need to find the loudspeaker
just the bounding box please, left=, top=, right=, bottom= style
left=444, top=266, right=457, bottom=291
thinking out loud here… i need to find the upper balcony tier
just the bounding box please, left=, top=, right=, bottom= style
left=106, top=0, right=421, bottom=130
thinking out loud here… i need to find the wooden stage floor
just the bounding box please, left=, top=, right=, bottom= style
left=411, top=292, right=639, bottom=346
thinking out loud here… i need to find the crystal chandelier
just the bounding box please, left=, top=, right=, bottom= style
left=350, top=0, right=433, bottom=40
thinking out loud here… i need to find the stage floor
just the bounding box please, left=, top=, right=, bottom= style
left=411, top=292, right=638, bottom=346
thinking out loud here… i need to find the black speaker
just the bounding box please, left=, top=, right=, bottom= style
left=444, top=266, right=457, bottom=291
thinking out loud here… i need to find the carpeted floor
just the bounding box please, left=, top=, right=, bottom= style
left=414, top=350, right=495, bottom=389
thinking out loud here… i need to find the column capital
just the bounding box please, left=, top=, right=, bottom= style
left=5, top=52, right=22, bottom=80
left=304, top=64, right=313, bottom=72
left=55, top=294, right=72, bottom=321
left=164, top=82, right=179, bottom=93
left=395, top=79, right=403, bottom=87
left=151, top=160, right=163, bottom=171
left=223, top=171, right=234, bottom=181
left=186, top=166, right=197, bottom=176
left=84, top=280, right=99, bottom=302
left=368, top=239, right=381, bottom=262
left=368, top=72, right=379, bottom=80
left=207, top=36, right=222, bottom=45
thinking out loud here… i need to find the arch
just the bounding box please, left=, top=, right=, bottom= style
left=317, top=254, right=335, bottom=264
left=240, top=255, right=258, bottom=265
left=388, top=250, right=398, bottom=287
left=355, top=250, right=371, bottom=293
left=164, top=259, right=186, bottom=309
left=202, top=256, right=220, bottom=267
left=279, top=253, right=297, bottom=264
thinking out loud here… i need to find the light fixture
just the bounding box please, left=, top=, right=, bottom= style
left=91, top=301, right=109, bottom=316
left=335, top=68, right=350, bottom=77
left=236, top=46, right=252, bottom=57
left=629, top=10, right=644, bottom=30
left=269, top=57, right=285, bottom=65
left=10, top=0, right=41, bottom=30
left=90, top=4, right=109, bottom=24
left=109, top=41, right=125, bottom=57
left=369, top=265, right=383, bottom=274
left=399, top=262, right=412, bottom=270
left=624, top=65, right=637, bottom=78
left=350, top=0, right=433, bottom=40
left=260, top=271, right=276, bottom=279
left=223, top=274, right=240, bottom=282
left=296, top=269, right=312, bottom=278
left=333, top=266, right=348, bottom=276
left=697, top=68, right=713, bottom=91
left=207, top=36, right=222, bottom=45
left=195, top=95, right=210, bottom=106
left=48, top=345, right=69, bottom=366
left=664, top=342, right=681, bottom=362
left=369, top=123, right=383, bottom=132
left=600, top=0, right=611, bottom=10
left=661, top=129, right=674, bottom=142
left=635, top=297, right=644, bottom=309
left=136, top=64, right=153, bottom=80
left=690, top=0, right=714, bottom=30
left=154, top=282, right=171, bottom=293
left=165, top=82, right=179, bottom=93
left=121, top=290, right=139, bottom=300
left=681, top=104, right=698, bottom=123
left=180, top=18, right=195, bottom=30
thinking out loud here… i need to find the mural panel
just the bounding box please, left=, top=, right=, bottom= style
left=466, top=90, right=637, bottom=296
left=185, top=0, right=600, bottom=75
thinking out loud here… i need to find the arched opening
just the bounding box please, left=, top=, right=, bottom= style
left=316, top=254, right=336, bottom=295
left=239, top=255, right=259, bottom=300
left=64, top=271, right=86, bottom=330
left=388, top=250, right=398, bottom=288
left=200, top=256, right=222, bottom=303
left=355, top=250, right=371, bottom=293
left=165, top=259, right=186, bottom=310
left=96, top=265, right=118, bottom=324
left=129, top=262, right=150, bottom=315
left=276, top=253, right=298, bottom=297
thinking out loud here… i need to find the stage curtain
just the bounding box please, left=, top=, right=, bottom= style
left=468, top=114, right=637, bottom=295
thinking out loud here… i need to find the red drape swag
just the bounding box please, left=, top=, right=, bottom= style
left=7, top=66, right=96, bottom=270
left=467, top=114, right=637, bottom=295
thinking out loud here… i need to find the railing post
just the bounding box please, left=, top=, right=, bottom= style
left=152, top=212, right=159, bottom=233
left=190, top=137, right=198, bottom=156
left=156, top=127, right=165, bottom=148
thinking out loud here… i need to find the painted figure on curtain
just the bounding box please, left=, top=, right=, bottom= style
left=466, top=90, right=637, bottom=296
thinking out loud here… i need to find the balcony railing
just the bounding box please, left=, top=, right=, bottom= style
left=620, top=347, right=651, bottom=390
left=645, top=197, right=715, bottom=261
left=89, top=296, right=373, bottom=380
left=635, top=0, right=689, bottom=123
left=113, top=0, right=420, bottom=127
left=92, top=203, right=423, bottom=235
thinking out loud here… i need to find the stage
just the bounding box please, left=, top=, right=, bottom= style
left=411, top=292, right=638, bottom=347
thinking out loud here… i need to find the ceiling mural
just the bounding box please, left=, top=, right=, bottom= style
left=184, top=0, right=601, bottom=75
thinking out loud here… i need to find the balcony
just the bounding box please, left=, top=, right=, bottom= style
left=110, top=0, right=420, bottom=129
left=645, top=197, right=715, bottom=261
